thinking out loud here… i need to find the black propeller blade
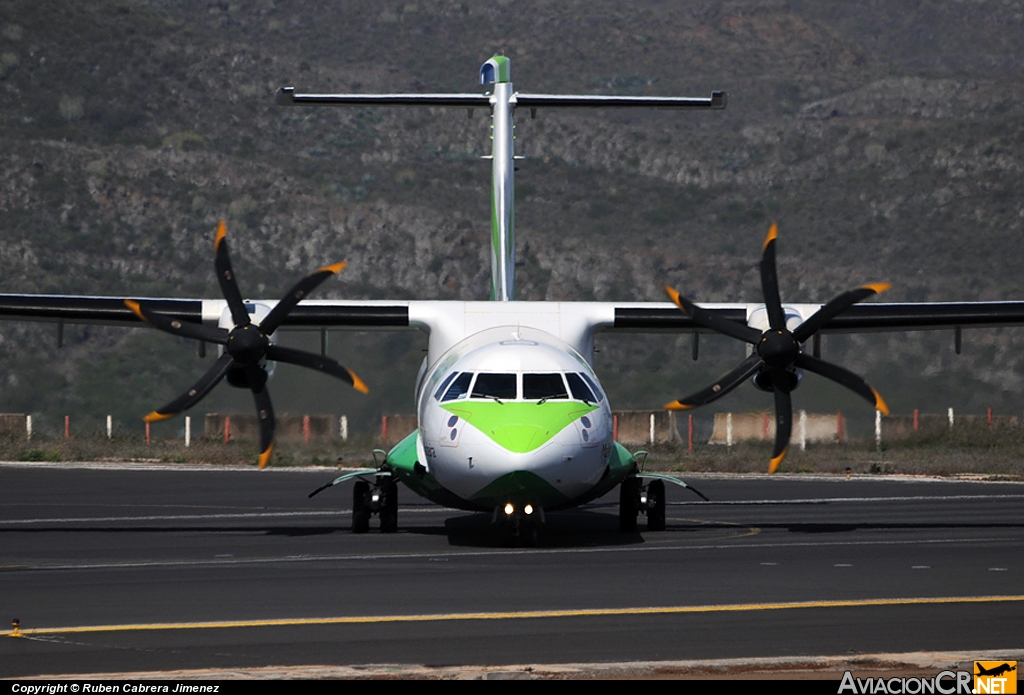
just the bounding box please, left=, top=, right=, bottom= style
left=126, top=220, right=368, bottom=468
left=665, top=223, right=890, bottom=473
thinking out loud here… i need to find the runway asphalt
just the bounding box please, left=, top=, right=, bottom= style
left=1, top=462, right=1021, bottom=678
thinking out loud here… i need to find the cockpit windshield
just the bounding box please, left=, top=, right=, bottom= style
left=471, top=373, right=517, bottom=400
left=439, top=372, right=472, bottom=401
left=565, top=373, right=596, bottom=403
left=436, top=370, right=604, bottom=403
left=523, top=373, right=568, bottom=401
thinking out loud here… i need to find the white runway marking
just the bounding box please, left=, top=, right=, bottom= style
left=3, top=492, right=1020, bottom=525
left=1, top=536, right=1017, bottom=574
left=670, top=493, right=1024, bottom=505
left=0, top=507, right=452, bottom=525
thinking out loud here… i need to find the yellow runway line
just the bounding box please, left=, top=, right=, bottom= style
left=11, top=595, right=1024, bottom=637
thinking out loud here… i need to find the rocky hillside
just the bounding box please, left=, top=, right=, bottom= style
left=2, top=0, right=1024, bottom=437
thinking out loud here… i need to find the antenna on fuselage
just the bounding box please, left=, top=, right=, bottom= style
left=276, top=58, right=726, bottom=302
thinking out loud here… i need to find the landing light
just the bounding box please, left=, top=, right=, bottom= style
left=504, top=503, right=515, bottom=516
left=524, top=504, right=534, bottom=515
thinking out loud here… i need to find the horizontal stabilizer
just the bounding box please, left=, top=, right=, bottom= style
left=277, top=88, right=488, bottom=107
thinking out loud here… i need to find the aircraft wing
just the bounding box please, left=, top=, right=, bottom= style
left=4, top=295, right=1024, bottom=334
left=607, top=301, right=1024, bottom=333
left=0, top=295, right=412, bottom=329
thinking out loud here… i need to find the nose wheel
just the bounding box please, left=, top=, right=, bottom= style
left=493, top=503, right=543, bottom=546
left=352, top=474, right=398, bottom=534
left=619, top=477, right=666, bottom=532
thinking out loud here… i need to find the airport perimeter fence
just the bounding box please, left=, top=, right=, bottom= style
left=0, top=408, right=1021, bottom=453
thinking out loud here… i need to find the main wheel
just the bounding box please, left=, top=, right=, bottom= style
left=619, top=477, right=640, bottom=532
left=352, top=480, right=370, bottom=534
left=647, top=479, right=666, bottom=531
left=379, top=479, right=398, bottom=533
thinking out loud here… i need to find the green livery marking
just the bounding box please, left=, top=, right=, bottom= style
left=442, top=401, right=597, bottom=453
left=482, top=55, right=511, bottom=83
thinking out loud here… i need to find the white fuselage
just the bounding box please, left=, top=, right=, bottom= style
left=414, top=326, right=613, bottom=509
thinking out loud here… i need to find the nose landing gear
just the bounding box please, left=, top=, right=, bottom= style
left=619, top=476, right=666, bottom=532
left=352, top=473, right=398, bottom=534
left=493, top=502, right=544, bottom=546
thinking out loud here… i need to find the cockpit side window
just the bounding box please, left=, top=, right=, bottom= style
left=433, top=371, right=460, bottom=401
left=441, top=372, right=473, bottom=402
left=471, top=373, right=517, bottom=400
left=523, top=373, right=569, bottom=401
left=579, top=372, right=605, bottom=401
left=565, top=373, right=596, bottom=403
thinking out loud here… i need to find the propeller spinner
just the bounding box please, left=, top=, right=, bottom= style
left=664, top=223, right=889, bottom=473
left=125, top=220, right=368, bottom=468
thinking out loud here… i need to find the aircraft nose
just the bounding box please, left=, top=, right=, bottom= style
left=484, top=423, right=555, bottom=454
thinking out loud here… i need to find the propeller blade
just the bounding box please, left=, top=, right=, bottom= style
left=244, top=364, right=276, bottom=469
left=143, top=353, right=235, bottom=423
left=258, top=262, right=347, bottom=336
left=665, top=353, right=762, bottom=410
left=213, top=221, right=251, bottom=328
left=795, top=353, right=890, bottom=415
left=125, top=300, right=229, bottom=345
left=792, top=283, right=891, bottom=344
left=665, top=286, right=761, bottom=344
left=265, top=344, right=370, bottom=394
left=759, top=223, right=786, bottom=331
left=768, top=381, right=792, bottom=474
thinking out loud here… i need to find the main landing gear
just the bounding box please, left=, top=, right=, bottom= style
left=493, top=502, right=544, bottom=547
left=619, top=476, right=666, bottom=532
left=352, top=473, right=398, bottom=534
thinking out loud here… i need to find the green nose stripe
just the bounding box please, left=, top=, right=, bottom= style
left=441, top=401, right=598, bottom=453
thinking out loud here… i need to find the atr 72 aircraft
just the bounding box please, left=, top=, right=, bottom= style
left=3, top=56, right=1024, bottom=542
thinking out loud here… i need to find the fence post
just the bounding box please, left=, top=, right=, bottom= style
left=649, top=413, right=655, bottom=444
left=875, top=409, right=882, bottom=452
left=107, top=415, right=112, bottom=440
left=26, top=415, right=32, bottom=442
left=799, top=410, right=807, bottom=452
left=381, top=415, right=388, bottom=445
left=303, top=415, right=311, bottom=443
left=145, top=421, right=151, bottom=445
left=762, top=412, right=770, bottom=441
left=726, top=412, right=733, bottom=450
left=987, top=407, right=993, bottom=427
left=185, top=416, right=191, bottom=448
left=224, top=415, right=231, bottom=444
left=913, top=409, right=919, bottom=432
left=340, top=415, right=348, bottom=441
left=613, top=414, right=618, bottom=442
left=948, top=407, right=954, bottom=430
left=65, top=415, right=70, bottom=440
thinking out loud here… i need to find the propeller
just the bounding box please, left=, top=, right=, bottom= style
left=664, top=223, right=890, bottom=473
left=125, top=220, right=369, bottom=468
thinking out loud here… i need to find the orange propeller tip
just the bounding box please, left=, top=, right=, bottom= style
left=872, top=388, right=891, bottom=417
left=124, top=299, right=145, bottom=321
left=762, top=222, right=778, bottom=252
left=350, top=372, right=370, bottom=395
left=768, top=446, right=788, bottom=474
left=258, top=442, right=275, bottom=469
left=862, top=282, right=892, bottom=294
left=664, top=401, right=693, bottom=411
left=318, top=261, right=348, bottom=275
left=214, top=220, right=227, bottom=251
left=143, top=411, right=174, bottom=423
